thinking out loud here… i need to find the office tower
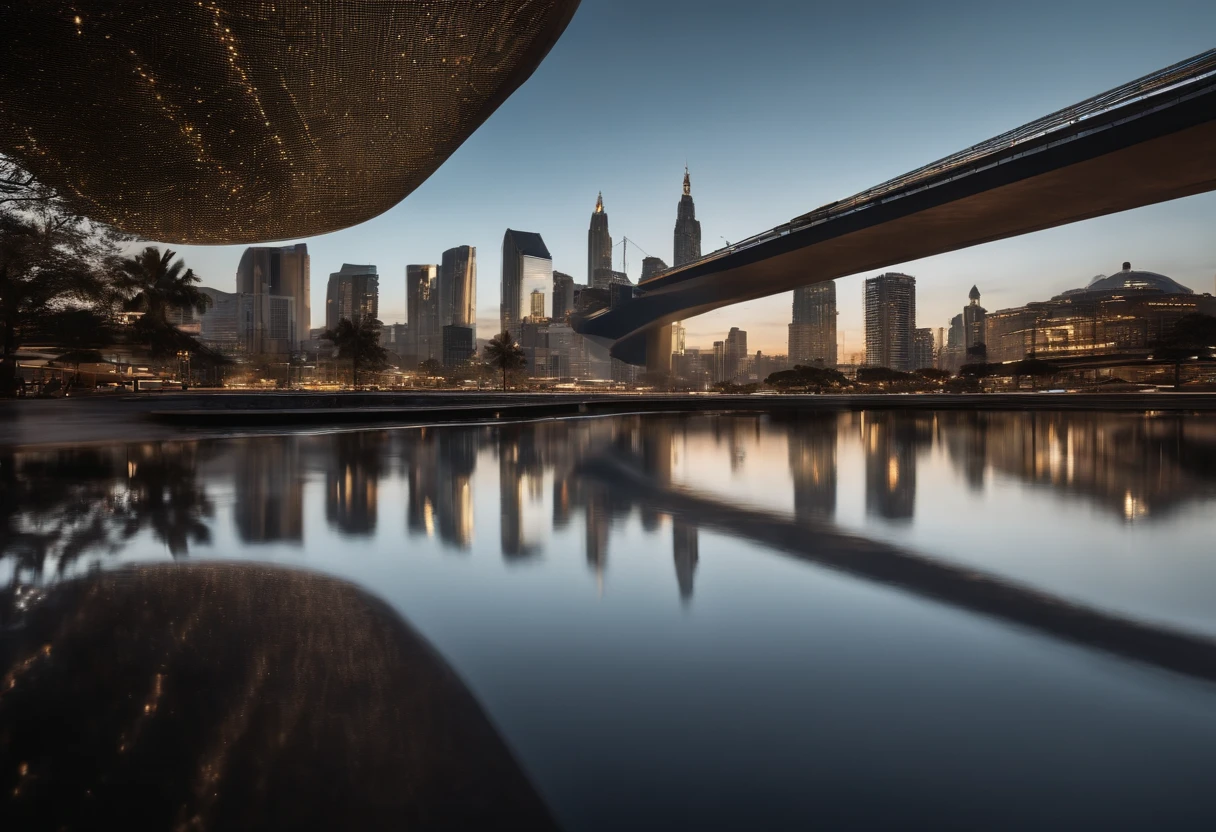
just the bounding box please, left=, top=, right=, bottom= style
left=712, top=340, right=725, bottom=383
left=442, top=324, right=475, bottom=366
left=724, top=327, right=748, bottom=382
left=438, top=245, right=476, bottom=329
left=325, top=264, right=379, bottom=330
left=672, top=321, right=686, bottom=355
left=673, top=167, right=702, bottom=267
left=198, top=287, right=251, bottom=354
left=235, top=243, right=310, bottom=353
left=552, top=271, right=576, bottom=322
left=913, top=327, right=935, bottom=370
left=587, top=192, right=613, bottom=285
left=501, top=229, right=552, bottom=336
left=593, top=266, right=632, bottom=292
left=864, top=272, right=916, bottom=371
left=407, top=264, right=439, bottom=363
left=788, top=282, right=838, bottom=367
left=547, top=323, right=588, bottom=379
left=641, top=256, right=669, bottom=282
left=964, top=285, right=987, bottom=350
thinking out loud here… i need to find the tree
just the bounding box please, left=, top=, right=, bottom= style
left=1154, top=313, right=1216, bottom=389
left=322, top=317, right=388, bottom=387
left=765, top=364, right=848, bottom=392
left=856, top=366, right=913, bottom=384
left=913, top=367, right=952, bottom=382
left=1007, top=357, right=1057, bottom=390
left=116, top=246, right=211, bottom=356
left=0, top=163, right=124, bottom=396
left=483, top=331, right=526, bottom=391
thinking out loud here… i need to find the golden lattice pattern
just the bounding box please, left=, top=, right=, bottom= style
left=0, top=1, right=580, bottom=244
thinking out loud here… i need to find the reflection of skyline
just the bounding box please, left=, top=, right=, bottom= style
left=326, top=433, right=383, bottom=536
left=673, top=519, right=698, bottom=603
left=861, top=413, right=921, bottom=522
left=499, top=429, right=547, bottom=560
left=234, top=437, right=303, bottom=544
left=788, top=416, right=837, bottom=521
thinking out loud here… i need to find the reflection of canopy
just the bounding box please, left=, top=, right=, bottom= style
left=0, top=564, right=559, bottom=829
left=0, top=2, right=580, bottom=244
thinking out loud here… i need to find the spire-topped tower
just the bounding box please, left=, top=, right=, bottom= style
left=587, top=191, right=612, bottom=285
left=969, top=285, right=981, bottom=304
left=673, top=167, right=701, bottom=268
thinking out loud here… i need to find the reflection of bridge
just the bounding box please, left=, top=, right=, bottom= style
left=578, top=452, right=1216, bottom=685
left=573, top=49, right=1216, bottom=370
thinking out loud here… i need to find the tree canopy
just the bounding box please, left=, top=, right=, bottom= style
left=765, top=364, right=848, bottom=391
left=322, top=317, right=388, bottom=387
left=483, top=331, right=526, bottom=391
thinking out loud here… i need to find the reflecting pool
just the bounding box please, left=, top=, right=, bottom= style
left=5, top=411, right=1216, bottom=829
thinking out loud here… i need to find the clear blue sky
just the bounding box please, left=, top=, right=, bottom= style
left=158, top=0, right=1216, bottom=356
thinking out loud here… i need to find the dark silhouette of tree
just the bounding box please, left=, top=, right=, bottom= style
left=483, top=331, right=526, bottom=391
left=966, top=342, right=988, bottom=362
left=856, top=366, right=913, bottom=384
left=417, top=358, right=443, bottom=377
left=1008, top=357, right=1058, bottom=389
left=323, top=316, right=388, bottom=387
left=913, top=367, right=952, bottom=382
left=115, top=246, right=220, bottom=363
left=766, top=365, right=848, bottom=391
left=0, top=162, right=124, bottom=395
left=1154, top=313, right=1216, bottom=389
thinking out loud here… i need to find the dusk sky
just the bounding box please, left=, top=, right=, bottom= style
left=158, top=0, right=1216, bottom=357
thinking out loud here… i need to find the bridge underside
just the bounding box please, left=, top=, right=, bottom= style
left=579, top=87, right=1216, bottom=366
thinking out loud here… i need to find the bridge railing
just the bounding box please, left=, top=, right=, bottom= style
left=640, top=47, right=1216, bottom=287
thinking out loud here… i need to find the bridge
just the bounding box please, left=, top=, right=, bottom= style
left=572, top=48, right=1216, bottom=370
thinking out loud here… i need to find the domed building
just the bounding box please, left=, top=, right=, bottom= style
left=986, top=262, right=1216, bottom=363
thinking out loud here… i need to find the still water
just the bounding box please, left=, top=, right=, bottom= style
left=5, top=411, right=1216, bottom=829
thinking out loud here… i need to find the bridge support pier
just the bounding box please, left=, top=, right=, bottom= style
left=645, top=324, right=673, bottom=377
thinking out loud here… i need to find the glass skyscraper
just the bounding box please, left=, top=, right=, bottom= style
left=864, top=272, right=916, bottom=371
left=501, top=230, right=552, bottom=336
left=789, top=282, right=838, bottom=367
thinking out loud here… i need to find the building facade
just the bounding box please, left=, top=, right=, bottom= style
left=864, top=272, right=916, bottom=371
left=325, top=264, right=378, bottom=331
left=552, top=271, right=576, bottom=323
left=407, top=264, right=439, bottom=364
left=964, top=285, right=988, bottom=351
left=985, top=263, right=1216, bottom=362
left=441, top=324, right=475, bottom=367
left=235, top=243, right=310, bottom=353
left=789, top=282, right=838, bottom=367
left=913, top=327, right=935, bottom=370
left=501, top=229, right=552, bottom=337
left=723, top=327, right=748, bottom=382
left=439, top=245, right=476, bottom=330
left=587, top=193, right=612, bottom=286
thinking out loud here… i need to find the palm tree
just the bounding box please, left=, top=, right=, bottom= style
left=118, top=246, right=209, bottom=329
left=483, top=330, right=526, bottom=391
left=322, top=317, right=388, bottom=387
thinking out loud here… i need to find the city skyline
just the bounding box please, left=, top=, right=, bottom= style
left=134, top=0, right=1216, bottom=354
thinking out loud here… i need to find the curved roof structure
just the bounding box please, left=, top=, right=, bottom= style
left=0, top=1, right=580, bottom=244
left=1080, top=264, right=1193, bottom=295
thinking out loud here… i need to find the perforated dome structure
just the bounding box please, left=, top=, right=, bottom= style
left=1081, top=263, right=1193, bottom=295
left=0, top=1, right=580, bottom=244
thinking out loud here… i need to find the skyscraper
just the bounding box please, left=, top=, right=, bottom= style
left=964, top=285, right=987, bottom=350
left=788, top=282, right=838, bottom=367
left=673, top=167, right=701, bottom=267
left=724, top=327, right=747, bottom=382
left=587, top=193, right=612, bottom=286
left=235, top=243, right=310, bottom=353
left=501, top=229, right=552, bottom=336
left=438, top=245, right=476, bottom=329
left=552, top=271, right=576, bottom=322
left=864, top=272, right=916, bottom=371
left=407, top=264, right=438, bottom=363
left=913, top=327, right=935, bottom=370
left=325, top=264, right=378, bottom=331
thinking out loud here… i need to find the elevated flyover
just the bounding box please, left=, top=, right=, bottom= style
left=572, top=49, right=1216, bottom=368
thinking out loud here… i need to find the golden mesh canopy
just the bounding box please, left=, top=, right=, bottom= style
left=0, top=1, right=580, bottom=244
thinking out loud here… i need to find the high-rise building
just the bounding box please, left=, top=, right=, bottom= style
left=501, top=229, right=552, bottom=336
left=235, top=243, right=310, bottom=353
left=198, top=287, right=252, bottom=354
left=672, top=321, right=686, bottom=355
left=788, top=282, right=838, bottom=367
left=325, top=264, right=378, bottom=331
left=552, top=271, right=576, bottom=322
left=723, top=327, right=748, bottom=382
left=964, top=285, right=987, bottom=350
left=864, top=272, right=916, bottom=371
left=406, top=264, right=439, bottom=362
left=712, top=341, right=725, bottom=383
left=441, top=324, right=475, bottom=367
left=641, top=256, right=668, bottom=282
left=587, top=193, right=612, bottom=286
left=439, top=245, right=476, bottom=329
left=673, top=167, right=702, bottom=267
left=913, top=327, right=935, bottom=370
